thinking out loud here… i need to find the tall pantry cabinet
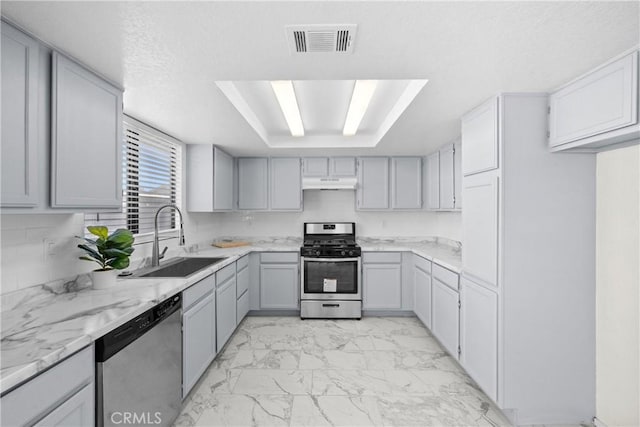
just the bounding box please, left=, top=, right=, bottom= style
left=460, top=94, right=596, bottom=425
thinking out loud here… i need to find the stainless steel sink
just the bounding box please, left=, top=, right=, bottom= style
left=135, top=257, right=228, bottom=278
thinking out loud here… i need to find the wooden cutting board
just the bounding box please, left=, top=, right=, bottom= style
left=212, top=240, right=251, bottom=248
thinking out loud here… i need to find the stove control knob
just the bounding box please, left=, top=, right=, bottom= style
left=348, top=250, right=354, bottom=256
left=315, top=250, right=321, bottom=256
left=341, top=250, right=346, bottom=256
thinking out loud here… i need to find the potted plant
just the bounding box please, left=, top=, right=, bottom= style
left=78, top=226, right=135, bottom=289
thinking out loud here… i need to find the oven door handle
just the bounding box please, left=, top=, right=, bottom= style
left=302, top=257, right=361, bottom=263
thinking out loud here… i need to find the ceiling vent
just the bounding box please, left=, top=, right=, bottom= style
left=286, top=25, right=357, bottom=54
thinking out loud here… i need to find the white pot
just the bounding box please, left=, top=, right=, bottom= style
left=91, top=269, right=118, bottom=289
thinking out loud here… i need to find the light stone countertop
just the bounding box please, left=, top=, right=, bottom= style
left=0, top=236, right=460, bottom=395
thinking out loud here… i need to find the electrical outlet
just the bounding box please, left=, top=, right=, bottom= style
left=43, top=238, right=56, bottom=261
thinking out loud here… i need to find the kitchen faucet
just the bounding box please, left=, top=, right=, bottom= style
left=152, top=204, right=185, bottom=267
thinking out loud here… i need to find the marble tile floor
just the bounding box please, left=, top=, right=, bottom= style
left=173, top=316, right=513, bottom=427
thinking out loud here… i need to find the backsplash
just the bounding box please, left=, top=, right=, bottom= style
left=0, top=191, right=461, bottom=294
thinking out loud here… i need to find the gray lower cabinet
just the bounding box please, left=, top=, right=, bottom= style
left=356, top=157, right=389, bottom=210
left=237, top=157, right=268, bottom=210
left=269, top=157, right=301, bottom=210
left=216, top=264, right=237, bottom=352
left=182, top=274, right=216, bottom=398
left=1, top=23, right=39, bottom=208
left=460, top=276, right=498, bottom=402
left=236, top=256, right=250, bottom=323
left=186, top=145, right=234, bottom=212
left=413, top=256, right=432, bottom=328
left=51, top=52, right=123, bottom=209
left=1, top=345, right=94, bottom=427
left=362, top=252, right=402, bottom=310
left=259, top=252, right=299, bottom=310
left=391, top=157, right=422, bottom=209
left=432, top=278, right=460, bottom=360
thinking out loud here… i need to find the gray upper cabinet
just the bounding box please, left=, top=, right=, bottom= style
left=186, top=145, right=234, bottom=212
left=51, top=52, right=123, bottom=209
left=391, top=157, right=422, bottom=209
left=461, top=96, right=499, bottom=176
left=330, top=157, right=356, bottom=177
left=302, top=157, right=329, bottom=177
left=356, top=157, right=389, bottom=210
left=425, top=152, right=440, bottom=210
left=1, top=23, right=39, bottom=207
left=302, top=157, right=356, bottom=177
left=454, top=140, right=462, bottom=209
left=550, top=50, right=639, bottom=151
left=439, top=145, right=455, bottom=210
left=270, top=157, right=301, bottom=210
left=237, top=157, right=268, bottom=210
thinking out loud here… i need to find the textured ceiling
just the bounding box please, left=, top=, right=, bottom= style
left=2, top=1, right=639, bottom=156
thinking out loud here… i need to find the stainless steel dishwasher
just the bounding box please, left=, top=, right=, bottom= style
left=96, top=294, right=182, bottom=427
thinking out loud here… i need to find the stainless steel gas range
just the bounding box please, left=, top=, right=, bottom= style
left=300, top=222, right=362, bottom=319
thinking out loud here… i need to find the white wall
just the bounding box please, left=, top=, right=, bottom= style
left=595, top=144, right=640, bottom=427
left=208, top=190, right=462, bottom=240
left=0, top=191, right=460, bottom=294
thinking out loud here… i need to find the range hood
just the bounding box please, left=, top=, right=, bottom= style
left=302, top=176, right=357, bottom=190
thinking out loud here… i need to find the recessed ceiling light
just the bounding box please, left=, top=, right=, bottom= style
left=343, top=80, right=378, bottom=136
left=270, top=80, right=305, bottom=137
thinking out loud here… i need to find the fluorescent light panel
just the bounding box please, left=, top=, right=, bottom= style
left=343, top=80, right=378, bottom=136
left=270, top=80, right=304, bottom=137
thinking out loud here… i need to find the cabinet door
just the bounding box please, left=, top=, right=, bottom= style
left=462, top=171, right=499, bottom=287
left=550, top=51, right=638, bottom=148
left=213, top=147, right=234, bottom=210
left=363, top=264, right=402, bottom=310
left=439, top=145, right=455, bottom=209
left=460, top=277, right=498, bottom=402
left=453, top=140, right=462, bottom=209
left=186, top=145, right=214, bottom=211
left=260, top=263, right=299, bottom=309
left=391, top=157, right=422, bottom=209
left=238, top=157, right=268, bottom=210
left=414, top=262, right=432, bottom=328
left=432, top=279, right=459, bottom=359
left=270, top=157, right=301, bottom=210
left=183, top=293, right=216, bottom=397
left=51, top=53, right=123, bottom=208
left=216, top=276, right=237, bottom=352
left=462, top=96, right=498, bottom=176
left=1, top=24, right=39, bottom=207
left=357, top=157, right=389, bottom=210
left=302, top=157, right=329, bottom=177
left=330, top=157, right=356, bottom=177
left=425, top=152, right=440, bottom=209
left=34, top=384, right=94, bottom=427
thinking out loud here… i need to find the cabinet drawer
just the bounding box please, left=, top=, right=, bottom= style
left=362, top=252, right=402, bottom=264
left=1, top=345, right=94, bottom=427
left=260, top=252, right=299, bottom=263
left=216, top=263, right=236, bottom=285
left=433, top=263, right=459, bottom=291
left=414, top=255, right=432, bottom=273
left=237, top=290, right=250, bottom=324
left=236, top=255, right=249, bottom=271
left=183, top=274, right=215, bottom=310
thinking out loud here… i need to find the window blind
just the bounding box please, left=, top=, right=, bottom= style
left=85, top=116, right=182, bottom=236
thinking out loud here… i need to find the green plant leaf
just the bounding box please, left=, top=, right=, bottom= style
left=79, top=255, right=101, bottom=266
left=77, top=244, right=104, bottom=262
left=108, top=256, right=130, bottom=269
left=87, top=226, right=109, bottom=239
left=102, top=248, right=131, bottom=258
left=107, top=229, right=134, bottom=249
left=76, top=236, right=97, bottom=245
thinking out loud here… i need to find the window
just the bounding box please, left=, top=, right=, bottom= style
left=85, top=116, right=182, bottom=236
